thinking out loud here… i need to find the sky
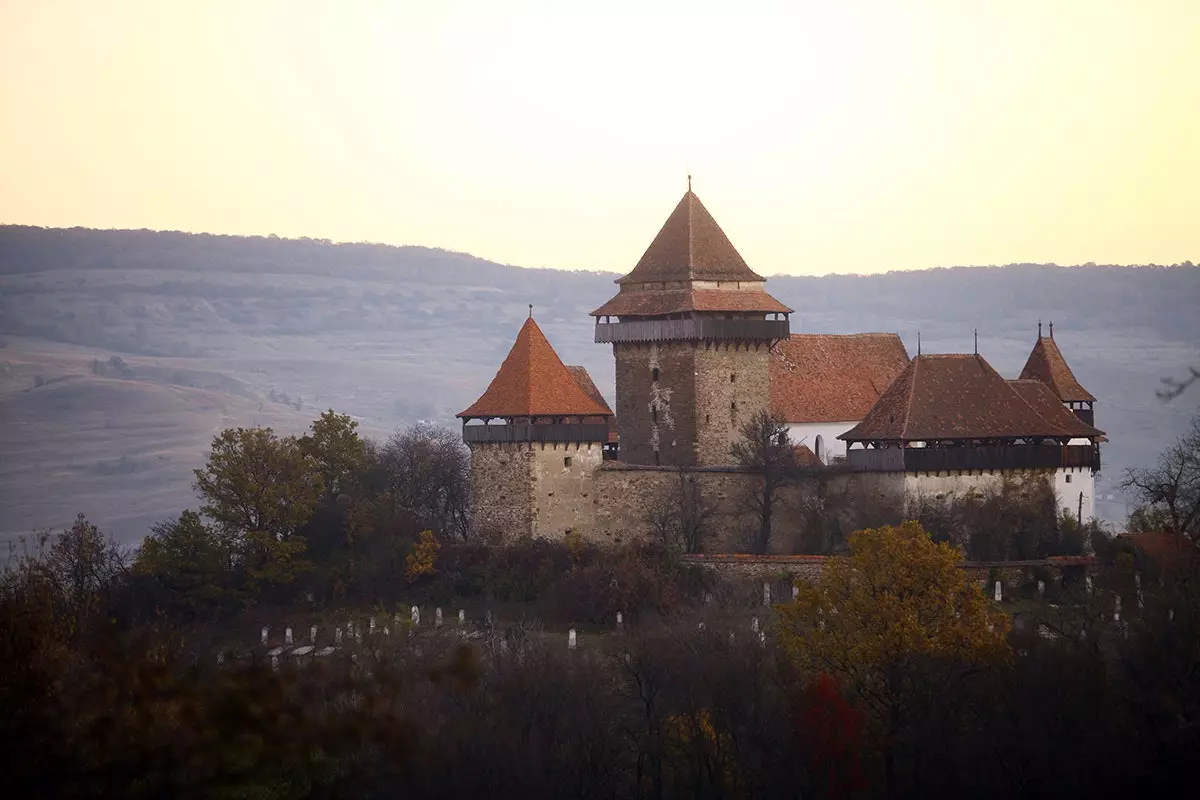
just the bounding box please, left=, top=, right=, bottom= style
left=1, top=0, right=1198, bottom=276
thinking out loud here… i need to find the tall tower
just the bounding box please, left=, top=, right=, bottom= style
left=592, top=186, right=791, bottom=466
left=459, top=316, right=613, bottom=540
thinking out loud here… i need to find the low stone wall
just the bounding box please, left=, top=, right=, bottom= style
left=682, top=553, right=1097, bottom=596
left=589, top=464, right=905, bottom=551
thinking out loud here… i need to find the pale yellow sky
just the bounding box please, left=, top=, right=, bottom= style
left=1, top=0, right=1197, bottom=275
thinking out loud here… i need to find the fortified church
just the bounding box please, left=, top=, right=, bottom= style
left=458, top=187, right=1104, bottom=548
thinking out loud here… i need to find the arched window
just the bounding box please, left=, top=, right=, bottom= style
left=815, top=435, right=824, bottom=462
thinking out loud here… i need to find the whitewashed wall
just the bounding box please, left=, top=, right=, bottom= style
left=1054, top=466, right=1096, bottom=522
left=784, top=421, right=858, bottom=463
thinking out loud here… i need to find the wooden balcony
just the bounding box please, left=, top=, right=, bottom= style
left=594, top=318, right=790, bottom=344
left=462, top=423, right=610, bottom=444
left=847, top=443, right=1100, bottom=473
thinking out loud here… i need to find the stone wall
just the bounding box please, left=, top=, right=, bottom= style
left=588, top=464, right=905, bottom=552
left=530, top=442, right=605, bottom=540
left=611, top=340, right=773, bottom=468
left=692, top=342, right=772, bottom=465
left=682, top=553, right=1097, bottom=593
left=468, top=444, right=536, bottom=540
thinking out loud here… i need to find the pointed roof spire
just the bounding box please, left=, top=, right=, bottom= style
left=617, top=189, right=764, bottom=285
left=1019, top=326, right=1095, bottom=402
left=974, top=328, right=978, bottom=355
left=458, top=318, right=613, bottom=419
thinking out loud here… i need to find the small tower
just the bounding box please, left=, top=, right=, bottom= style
left=459, top=316, right=613, bottom=540
left=1019, top=322, right=1097, bottom=427
left=592, top=186, right=791, bottom=466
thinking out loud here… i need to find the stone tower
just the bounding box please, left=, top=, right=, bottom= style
left=458, top=315, right=613, bottom=540
left=592, top=186, right=791, bottom=466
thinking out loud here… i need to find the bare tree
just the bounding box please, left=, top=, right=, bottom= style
left=730, top=410, right=797, bottom=554
left=376, top=423, right=471, bottom=540
left=1122, top=413, right=1200, bottom=543
left=646, top=469, right=719, bottom=553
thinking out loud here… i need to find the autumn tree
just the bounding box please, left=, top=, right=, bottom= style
left=133, top=510, right=243, bottom=619
left=778, top=521, right=1010, bottom=789
left=193, top=426, right=321, bottom=599
left=731, top=410, right=797, bottom=554
left=299, top=409, right=367, bottom=502
left=1122, top=412, right=1200, bottom=543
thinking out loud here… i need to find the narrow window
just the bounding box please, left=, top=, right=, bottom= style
left=652, top=367, right=660, bottom=381
left=564, top=456, right=573, bottom=468
left=815, top=434, right=824, bottom=462
left=730, top=372, right=736, bottom=383
left=652, top=407, right=658, bottom=423
left=654, top=451, right=661, bottom=466
left=705, top=413, right=711, bottom=425
left=1065, top=473, right=1072, bottom=483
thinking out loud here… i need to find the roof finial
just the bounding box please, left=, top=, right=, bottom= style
left=1038, top=319, right=1043, bottom=338
left=687, top=172, right=692, bottom=194
left=917, top=330, right=921, bottom=356
left=1049, top=320, right=1054, bottom=339
left=974, top=328, right=978, bottom=355
left=528, top=303, right=533, bottom=319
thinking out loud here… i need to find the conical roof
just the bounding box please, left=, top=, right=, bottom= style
left=1019, top=335, right=1095, bottom=402
left=841, top=354, right=1087, bottom=442
left=458, top=318, right=613, bottom=419
left=618, top=189, right=764, bottom=284
left=1007, top=379, right=1105, bottom=438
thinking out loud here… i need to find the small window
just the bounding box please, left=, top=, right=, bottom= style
left=652, top=407, right=658, bottom=423
left=652, top=367, right=660, bottom=381
left=815, top=435, right=824, bottom=462
left=705, top=413, right=711, bottom=425
left=564, top=456, right=573, bottom=467
left=1065, top=473, right=1072, bottom=483
left=730, top=373, right=736, bottom=383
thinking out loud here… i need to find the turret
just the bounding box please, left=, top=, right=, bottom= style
left=458, top=314, right=612, bottom=540
left=1019, top=321, right=1096, bottom=426
left=591, top=183, right=791, bottom=466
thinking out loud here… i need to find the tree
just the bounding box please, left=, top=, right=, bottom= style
left=777, top=521, right=1010, bottom=789
left=193, top=426, right=323, bottom=540
left=730, top=410, right=797, bottom=554
left=374, top=423, right=471, bottom=541
left=299, top=409, right=367, bottom=501
left=646, top=470, right=719, bottom=553
left=41, top=514, right=127, bottom=629
left=133, top=510, right=242, bottom=619
left=1122, top=412, right=1200, bottom=543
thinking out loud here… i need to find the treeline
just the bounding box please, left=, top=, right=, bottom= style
left=2, top=515, right=1197, bottom=797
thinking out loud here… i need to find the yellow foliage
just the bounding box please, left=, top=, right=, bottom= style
left=405, top=530, right=440, bottom=582
left=778, top=521, right=1010, bottom=688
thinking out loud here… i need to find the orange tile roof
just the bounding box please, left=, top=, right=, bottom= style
left=617, top=189, right=764, bottom=285
left=770, top=334, right=909, bottom=423
left=1019, top=335, right=1095, bottom=402
left=1007, top=379, right=1105, bottom=438
left=591, top=287, right=792, bottom=317
left=565, top=366, right=614, bottom=415
left=1123, top=531, right=1199, bottom=565
left=841, top=354, right=1087, bottom=442
left=458, top=318, right=614, bottom=419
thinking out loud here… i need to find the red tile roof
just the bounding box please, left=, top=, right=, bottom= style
left=565, top=366, right=612, bottom=414
left=770, top=334, right=910, bottom=423
left=1007, top=379, right=1105, bottom=438
left=1122, top=531, right=1199, bottom=566
left=1019, top=335, right=1095, bottom=402
left=592, top=287, right=792, bottom=317
left=841, top=354, right=1088, bottom=442
left=618, top=189, right=764, bottom=285
left=458, top=318, right=614, bottom=419
left=794, top=443, right=822, bottom=467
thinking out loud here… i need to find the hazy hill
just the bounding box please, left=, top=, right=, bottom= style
left=1, top=225, right=1197, bottom=543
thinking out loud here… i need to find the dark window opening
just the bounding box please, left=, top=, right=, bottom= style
left=1065, top=473, right=1072, bottom=483
left=652, top=367, right=660, bottom=381
left=730, top=373, right=736, bottom=383
left=652, top=407, right=658, bottom=423
left=564, top=456, right=573, bottom=467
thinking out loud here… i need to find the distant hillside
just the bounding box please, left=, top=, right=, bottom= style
left=1, top=225, right=1197, bottom=541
